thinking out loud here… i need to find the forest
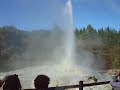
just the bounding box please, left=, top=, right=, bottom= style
left=0, top=24, right=120, bottom=71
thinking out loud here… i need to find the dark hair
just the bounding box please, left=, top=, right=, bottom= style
left=3, top=74, right=21, bottom=90
left=34, top=75, right=50, bottom=89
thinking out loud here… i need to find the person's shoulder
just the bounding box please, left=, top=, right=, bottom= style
left=110, top=80, right=120, bottom=88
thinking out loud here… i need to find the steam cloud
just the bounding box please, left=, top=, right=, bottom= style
left=7, top=0, right=105, bottom=75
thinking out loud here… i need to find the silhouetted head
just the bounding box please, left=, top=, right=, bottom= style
left=3, top=74, right=21, bottom=90
left=34, top=75, right=50, bottom=90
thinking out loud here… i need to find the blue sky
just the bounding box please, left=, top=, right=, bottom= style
left=0, top=0, right=120, bottom=30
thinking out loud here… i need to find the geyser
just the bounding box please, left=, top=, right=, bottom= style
left=60, top=0, right=75, bottom=72
left=0, top=0, right=111, bottom=90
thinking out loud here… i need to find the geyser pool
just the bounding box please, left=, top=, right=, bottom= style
left=0, top=65, right=112, bottom=90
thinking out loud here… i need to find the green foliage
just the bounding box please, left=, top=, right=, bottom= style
left=75, top=24, right=120, bottom=69
left=0, top=26, right=29, bottom=71
left=0, top=25, right=120, bottom=71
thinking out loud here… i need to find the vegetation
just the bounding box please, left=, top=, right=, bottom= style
left=0, top=26, right=29, bottom=71
left=75, top=24, right=120, bottom=70
left=0, top=25, right=120, bottom=71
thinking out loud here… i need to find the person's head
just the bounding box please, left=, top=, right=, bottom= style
left=3, top=74, right=21, bottom=90
left=34, top=75, right=50, bottom=89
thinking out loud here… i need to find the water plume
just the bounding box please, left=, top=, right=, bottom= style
left=60, top=0, right=75, bottom=72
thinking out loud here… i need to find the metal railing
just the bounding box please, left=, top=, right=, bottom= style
left=23, top=81, right=110, bottom=90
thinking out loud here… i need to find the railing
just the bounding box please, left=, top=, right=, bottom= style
left=23, top=81, right=110, bottom=90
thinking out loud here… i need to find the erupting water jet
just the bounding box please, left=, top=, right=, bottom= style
left=60, top=0, right=75, bottom=72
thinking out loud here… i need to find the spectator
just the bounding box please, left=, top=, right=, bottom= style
left=3, top=74, right=22, bottom=90
left=110, top=71, right=120, bottom=90
left=34, top=75, right=50, bottom=90
left=0, top=75, right=10, bottom=87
